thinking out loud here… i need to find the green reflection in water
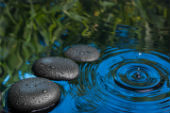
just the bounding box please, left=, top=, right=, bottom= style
left=0, top=1, right=170, bottom=110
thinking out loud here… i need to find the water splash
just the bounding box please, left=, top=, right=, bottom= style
left=69, top=47, right=170, bottom=113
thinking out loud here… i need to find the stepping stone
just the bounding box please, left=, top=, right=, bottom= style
left=7, top=77, right=60, bottom=113
left=32, top=57, right=79, bottom=80
left=64, top=45, right=100, bottom=62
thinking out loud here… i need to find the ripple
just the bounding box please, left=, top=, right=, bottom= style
left=71, top=47, right=170, bottom=113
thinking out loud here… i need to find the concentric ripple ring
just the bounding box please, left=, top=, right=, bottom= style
left=72, top=47, right=170, bottom=113
left=97, top=48, right=170, bottom=93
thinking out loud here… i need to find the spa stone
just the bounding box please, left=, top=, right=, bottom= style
left=7, top=77, right=60, bottom=113
left=32, top=57, right=79, bottom=80
left=64, top=44, right=100, bottom=62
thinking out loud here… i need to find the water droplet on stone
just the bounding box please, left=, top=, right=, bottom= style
left=25, top=83, right=28, bottom=86
left=16, top=101, right=20, bottom=105
left=32, top=57, right=79, bottom=80
left=64, top=44, right=100, bottom=62
left=7, top=77, right=61, bottom=113
left=24, top=102, right=27, bottom=106
left=42, top=90, right=47, bottom=93
left=80, top=51, right=85, bottom=55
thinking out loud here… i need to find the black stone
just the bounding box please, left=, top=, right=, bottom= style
left=32, top=57, right=79, bottom=80
left=7, top=77, right=60, bottom=113
left=64, top=45, right=100, bottom=62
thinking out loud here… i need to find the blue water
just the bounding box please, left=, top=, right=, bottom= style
left=11, top=47, right=170, bottom=113
left=67, top=48, right=170, bottom=113
left=0, top=0, right=170, bottom=111
left=1, top=22, right=170, bottom=113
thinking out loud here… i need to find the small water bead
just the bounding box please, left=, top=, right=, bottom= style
left=32, top=57, right=79, bottom=80
left=32, top=97, right=36, bottom=100
left=42, top=90, right=47, bottom=93
left=7, top=77, right=60, bottom=113
left=64, top=44, right=100, bottom=62
left=16, top=101, right=20, bottom=105
left=138, top=52, right=142, bottom=56
left=133, top=72, right=142, bottom=80
left=114, top=62, right=163, bottom=91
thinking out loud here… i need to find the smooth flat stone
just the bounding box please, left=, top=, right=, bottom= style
left=32, top=57, right=79, bottom=80
left=64, top=45, right=100, bottom=62
left=7, top=77, right=60, bottom=113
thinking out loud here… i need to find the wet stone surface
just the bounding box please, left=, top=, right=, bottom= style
left=32, top=57, right=79, bottom=80
left=64, top=45, right=100, bottom=62
left=7, top=77, right=60, bottom=113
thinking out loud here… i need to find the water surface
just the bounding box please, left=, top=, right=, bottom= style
left=0, top=0, right=170, bottom=113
